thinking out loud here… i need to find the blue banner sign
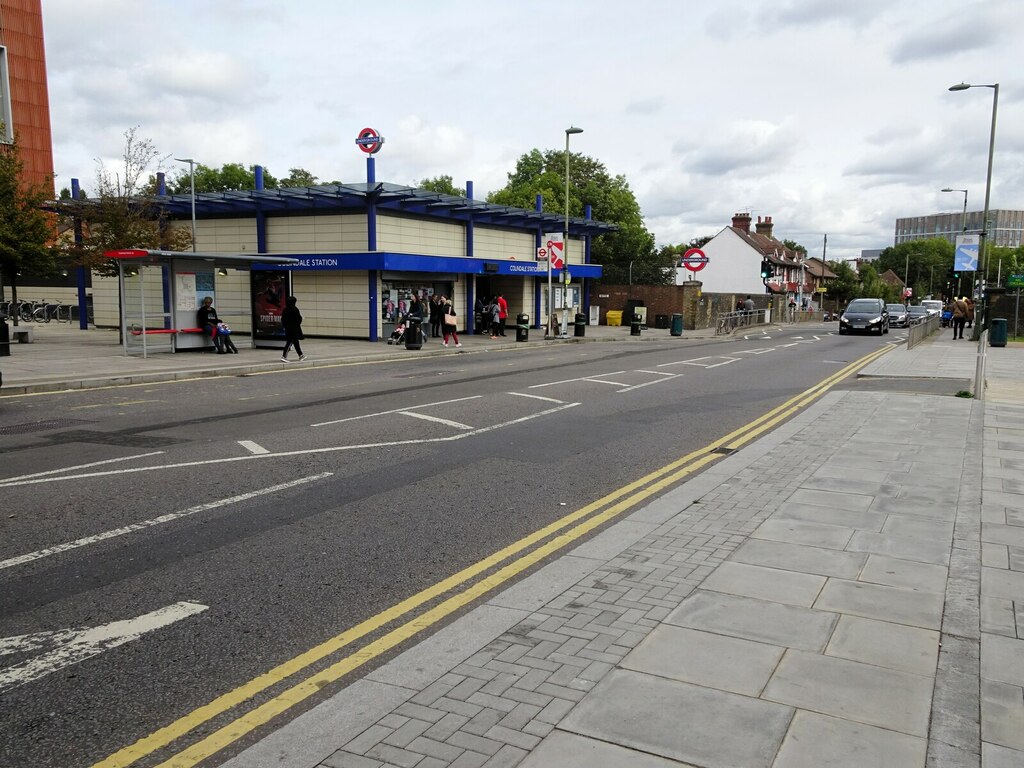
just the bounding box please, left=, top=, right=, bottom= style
left=955, top=234, right=979, bottom=272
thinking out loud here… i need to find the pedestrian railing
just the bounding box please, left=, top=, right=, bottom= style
left=907, top=313, right=940, bottom=349
left=715, top=309, right=767, bottom=335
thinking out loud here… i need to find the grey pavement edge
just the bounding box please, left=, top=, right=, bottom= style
left=4, top=324, right=1024, bottom=768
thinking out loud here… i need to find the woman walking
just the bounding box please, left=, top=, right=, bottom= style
left=440, top=296, right=461, bottom=348
left=281, top=295, right=306, bottom=362
left=489, top=297, right=501, bottom=339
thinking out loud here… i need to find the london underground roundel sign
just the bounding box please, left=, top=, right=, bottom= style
left=680, top=248, right=709, bottom=272
left=355, top=127, right=385, bottom=154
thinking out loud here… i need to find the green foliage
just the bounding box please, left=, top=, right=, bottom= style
left=989, top=245, right=1024, bottom=284
left=278, top=168, right=319, bottom=188
left=0, top=136, right=56, bottom=289
left=54, top=128, right=192, bottom=276
left=782, top=239, right=807, bottom=255
left=487, top=148, right=666, bottom=284
left=166, top=162, right=280, bottom=194
left=825, top=259, right=862, bottom=305
left=418, top=175, right=465, bottom=197
left=875, top=238, right=952, bottom=299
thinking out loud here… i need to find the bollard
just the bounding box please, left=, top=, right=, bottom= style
left=574, top=312, right=586, bottom=338
left=630, top=313, right=642, bottom=337
left=516, top=313, right=529, bottom=342
left=0, top=316, right=9, bottom=357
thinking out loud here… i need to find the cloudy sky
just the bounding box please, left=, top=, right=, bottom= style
left=41, top=0, right=1022, bottom=260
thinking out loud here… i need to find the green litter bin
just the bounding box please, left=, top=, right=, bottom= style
left=990, top=318, right=1007, bottom=347
left=670, top=313, right=683, bottom=336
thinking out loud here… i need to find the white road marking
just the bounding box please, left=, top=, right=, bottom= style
left=0, top=451, right=166, bottom=484
left=658, top=356, right=740, bottom=369
left=529, top=371, right=627, bottom=389
left=618, top=373, right=683, bottom=392
left=311, top=395, right=482, bottom=427
left=399, top=411, right=474, bottom=430
left=735, top=347, right=775, bottom=355
left=634, top=370, right=678, bottom=376
left=0, top=602, right=208, bottom=692
left=508, top=392, right=564, bottom=403
left=0, top=405, right=579, bottom=488
left=0, top=473, right=333, bottom=569
left=238, top=440, right=269, bottom=454
left=580, top=378, right=630, bottom=387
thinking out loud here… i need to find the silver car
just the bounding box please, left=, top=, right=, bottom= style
left=886, top=304, right=909, bottom=328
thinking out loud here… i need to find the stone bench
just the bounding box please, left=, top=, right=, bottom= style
left=12, top=326, right=34, bottom=343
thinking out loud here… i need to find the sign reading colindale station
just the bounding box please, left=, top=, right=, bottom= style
left=355, top=127, right=385, bottom=154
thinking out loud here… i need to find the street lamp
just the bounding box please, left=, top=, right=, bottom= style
left=949, top=81, right=999, bottom=391
left=174, top=157, right=197, bottom=252
left=552, top=126, right=583, bottom=339
left=941, top=187, right=969, bottom=232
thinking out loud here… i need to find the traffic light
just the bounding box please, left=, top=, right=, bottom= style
left=760, top=260, right=771, bottom=280
left=953, top=269, right=960, bottom=280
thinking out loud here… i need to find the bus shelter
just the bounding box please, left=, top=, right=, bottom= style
left=104, top=249, right=300, bottom=357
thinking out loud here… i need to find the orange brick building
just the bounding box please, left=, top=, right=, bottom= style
left=0, top=0, right=54, bottom=192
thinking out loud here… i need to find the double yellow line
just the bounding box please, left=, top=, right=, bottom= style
left=97, top=343, right=892, bottom=768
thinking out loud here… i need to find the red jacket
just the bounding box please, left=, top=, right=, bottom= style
left=497, top=296, right=508, bottom=319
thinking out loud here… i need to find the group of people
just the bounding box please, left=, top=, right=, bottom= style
left=197, top=294, right=306, bottom=361
left=408, top=293, right=461, bottom=347
left=949, top=296, right=976, bottom=340
left=474, top=294, right=508, bottom=339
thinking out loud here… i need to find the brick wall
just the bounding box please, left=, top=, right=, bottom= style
left=591, top=283, right=770, bottom=329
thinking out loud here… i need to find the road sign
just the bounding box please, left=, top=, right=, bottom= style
left=536, top=247, right=548, bottom=261
left=1008, top=274, right=1024, bottom=288
left=546, top=238, right=564, bottom=269
left=355, top=127, right=385, bottom=154
left=680, top=248, right=709, bottom=272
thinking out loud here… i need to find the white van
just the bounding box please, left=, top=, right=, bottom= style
left=920, top=299, right=943, bottom=317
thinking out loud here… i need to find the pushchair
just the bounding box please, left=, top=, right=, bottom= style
left=387, top=314, right=427, bottom=345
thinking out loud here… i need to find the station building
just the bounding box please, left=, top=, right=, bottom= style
left=87, top=157, right=614, bottom=342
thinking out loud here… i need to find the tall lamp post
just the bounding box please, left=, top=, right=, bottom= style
left=553, top=126, right=583, bottom=339
left=949, top=81, right=999, bottom=392
left=941, top=187, right=969, bottom=232
left=174, top=157, right=197, bottom=252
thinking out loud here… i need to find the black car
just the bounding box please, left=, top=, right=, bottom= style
left=839, top=298, right=889, bottom=335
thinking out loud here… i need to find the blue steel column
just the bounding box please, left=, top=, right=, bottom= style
left=367, top=157, right=378, bottom=341
left=71, top=178, right=88, bottom=329
left=534, top=194, right=543, bottom=328
left=155, top=172, right=172, bottom=328
left=583, top=204, right=592, bottom=313
left=465, top=180, right=475, bottom=334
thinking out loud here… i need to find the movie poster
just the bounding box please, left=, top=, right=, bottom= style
left=251, top=270, right=290, bottom=340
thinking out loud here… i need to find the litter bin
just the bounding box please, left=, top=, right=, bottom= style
left=990, top=318, right=1008, bottom=347
left=654, top=314, right=669, bottom=329
left=606, top=310, right=623, bottom=327
left=670, top=313, right=683, bottom=337
left=516, top=313, right=529, bottom=342
left=405, top=318, right=424, bottom=350
left=0, top=316, right=9, bottom=357
left=630, top=313, right=642, bottom=337
left=574, top=312, right=586, bottom=337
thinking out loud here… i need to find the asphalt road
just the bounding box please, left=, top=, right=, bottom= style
left=0, top=326, right=899, bottom=767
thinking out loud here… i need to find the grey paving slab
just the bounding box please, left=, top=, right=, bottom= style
left=774, top=503, right=888, bottom=532
left=518, top=731, right=694, bottom=768
left=751, top=518, right=854, bottom=549
left=564, top=520, right=657, bottom=561
left=772, top=710, right=926, bottom=768
left=812, top=463, right=892, bottom=483
left=881, top=514, right=955, bottom=542
left=666, top=590, right=837, bottom=652
left=982, top=523, right=1024, bottom=548
left=560, top=669, right=793, bottom=768
left=981, top=566, right=1024, bottom=602
left=486, top=556, right=604, bottom=613
left=825, top=615, right=939, bottom=676
left=981, top=542, right=1010, bottom=569
left=858, top=554, right=948, bottom=593
left=220, top=680, right=414, bottom=768
left=698, top=561, right=826, bottom=607
left=815, top=579, right=945, bottom=630
left=821, top=456, right=913, bottom=474
left=886, top=468, right=962, bottom=492
left=981, top=597, right=1018, bottom=638
left=983, top=742, right=1024, bottom=768
left=731, top=538, right=866, bottom=579
left=798, top=475, right=902, bottom=497
left=621, top=624, right=784, bottom=696
left=763, top=649, right=933, bottom=737
left=787, top=487, right=874, bottom=512
left=846, top=530, right=952, bottom=566
left=366, top=605, right=529, bottom=689
left=981, top=679, right=1024, bottom=751
left=981, top=633, right=1024, bottom=688
left=869, top=495, right=958, bottom=521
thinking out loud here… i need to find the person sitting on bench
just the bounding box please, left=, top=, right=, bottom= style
left=197, top=296, right=227, bottom=353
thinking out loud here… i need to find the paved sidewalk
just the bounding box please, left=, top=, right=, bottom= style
left=4, top=324, right=1022, bottom=767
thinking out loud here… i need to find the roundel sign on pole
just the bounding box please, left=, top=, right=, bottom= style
left=680, top=248, right=709, bottom=272
left=355, top=127, right=385, bottom=154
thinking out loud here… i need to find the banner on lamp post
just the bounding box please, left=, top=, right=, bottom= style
left=955, top=234, right=979, bottom=273
left=543, top=232, right=564, bottom=269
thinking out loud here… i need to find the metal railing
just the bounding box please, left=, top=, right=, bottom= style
left=715, top=309, right=768, bottom=335
left=906, top=312, right=940, bottom=349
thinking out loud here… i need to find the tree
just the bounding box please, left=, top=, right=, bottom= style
left=825, top=260, right=860, bottom=306
left=279, top=168, right=319, bottom=188
left=875, top=238, right=952, bottom=300
left=56, top=128, right=192, bottom=277
left=782, top=239, right=807, bottom=256
left=487, top=148, right=668, bottom=284
left=418, top=175, right=465, bottom=197
left=0, top=136, right=56, bottom=311
left=166, top=162, right=280, bottom=194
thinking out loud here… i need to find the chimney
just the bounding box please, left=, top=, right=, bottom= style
left=755, top=215, right=774, bottom=239
left=731, top=212, right=751, bottom=232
